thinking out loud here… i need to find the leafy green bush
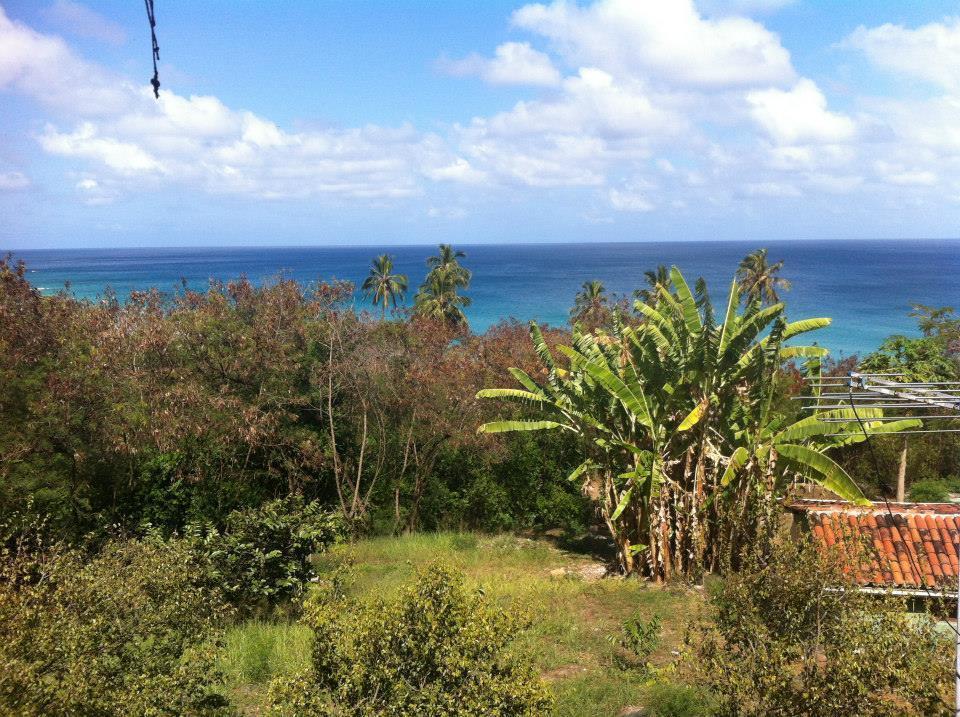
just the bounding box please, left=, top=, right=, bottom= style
left=614, top=612, right=662, bottom=671
left=187, top=496, right=345, bottom=610
left=687, top=537, right=952, bottom=716
left=0, top=530, right=233, bottom=716
left=269, top=561, right=552, bottom=716
left=909, top=479, right=952, bottom=503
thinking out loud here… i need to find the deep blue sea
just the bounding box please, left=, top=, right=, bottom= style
left=9, top=240, right=960, bottom=357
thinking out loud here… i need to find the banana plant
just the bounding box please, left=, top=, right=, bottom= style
left=478, top=266, right=917, bottom=578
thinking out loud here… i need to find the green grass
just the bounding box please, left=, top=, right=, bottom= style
left=220, top=532, right=707, bottom=716
left=219, top=620, right=313, bottom=713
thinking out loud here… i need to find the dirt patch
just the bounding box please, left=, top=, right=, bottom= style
left=541, top=664, right=588, bottom=681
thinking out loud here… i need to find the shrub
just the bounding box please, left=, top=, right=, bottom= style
left=687, top=537, right=952, bottom=716
left=0, top=532, right=233, bottom=716
left=269, top=561, right=552, bottom=716
left=614, top=612, right=662, bottom=671
left=909, top=479, right=952, bottom=503
left=187, top=496, right=345, bottom=610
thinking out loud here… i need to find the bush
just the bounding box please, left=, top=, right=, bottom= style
left=269, top=561, right=552, bottom=716
left=909, top=479, right=952, bottom=503
left=0, top=531, right=233, bottom=716
left=187, top=496, right=345, bottom=610
left=614, top=612, right=662, bottom=671
left=687, top=537, right=952, bottom=716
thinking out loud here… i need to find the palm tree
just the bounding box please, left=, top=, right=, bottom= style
left=414, top=244, right=472, bottom=327
left=414, top=273, right=471, bottom=325
left=736, top=249, right=791, bottom=305
left=362, top=254, right=408, bottom=319
left=570, top=280, right=609, bottom=328
left=633, top=265, right=670, bottom=308
left=426, top=244, right=471, bottom=289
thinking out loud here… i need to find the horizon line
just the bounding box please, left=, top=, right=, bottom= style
left=6, top=236, right=960, bottom=253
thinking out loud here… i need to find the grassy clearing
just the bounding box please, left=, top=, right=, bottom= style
left=220, top=532, right=706, bottom=716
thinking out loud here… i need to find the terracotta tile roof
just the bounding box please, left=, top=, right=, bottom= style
left=786, top=499, right=960, bottom=591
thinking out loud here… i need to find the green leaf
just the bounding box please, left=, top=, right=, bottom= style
left=716, top=277, right=740, bottom=356
left=558, top=346, right=653, bottom=427
left=781, top=317, right=831, bottom=341
left=475, top=388, right=546, bottom=404
left=477, top=420, right=565, bottom=434
left=567, top=460, right=594, bottom=483
left=779, top=345, right=829, bottom=359
left=611, top=487, right=633, bottom=521
left=720, top=446, right=749, bottom=487
left=774, top=443, right=868, bottom=505
left=507, top=367, right=543, bottom=394
left=670, top=266, right=702, bottom=335
left=678, top=399, right=707, bottom=431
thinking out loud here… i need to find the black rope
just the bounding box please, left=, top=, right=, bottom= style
left=144, top=0, right=160, bottom=98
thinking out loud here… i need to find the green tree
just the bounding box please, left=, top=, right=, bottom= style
left=361, top=254, right=408, bottom=319
left=414, top=244, right=472, bottom=327
left=633, top=265, right=670, bottom=309
left=736, top=248, right=791, bottom=306
left=479, top=267, right=916, bottom=577
left=570, top=279, right=610, bottom=328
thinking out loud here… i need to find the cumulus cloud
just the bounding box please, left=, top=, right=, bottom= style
left=439, top=42, right=561, bottom=86
left=747, top=79, right=856, bottom=145
left=511, top=0, right=795, bottom=88
left=844, top=18, right=960, bottom=91
left=0, top=5, right=447, bottom=200
left=609, top=181, right=656, bottom=211
left=454, top=68, right=686, bottom=187
left=0, top=5, right=131, bottom=115
left=5, top=0, right=960, bottom=222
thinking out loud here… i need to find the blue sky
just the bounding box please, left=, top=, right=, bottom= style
left=2, top=0, right=960, bottom=248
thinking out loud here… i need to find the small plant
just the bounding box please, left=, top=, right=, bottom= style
left=614, top=612, right=662, bottom=671
left=269, top=560, right=552, bottom=716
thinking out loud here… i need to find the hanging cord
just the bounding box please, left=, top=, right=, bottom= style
left=144, top=0, right=160, bottom=98
left=847, top=384, right=960, bottom=642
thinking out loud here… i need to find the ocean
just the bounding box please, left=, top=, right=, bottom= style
left=9, top=239, right=960, bottom=358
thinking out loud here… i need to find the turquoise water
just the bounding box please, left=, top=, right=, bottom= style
left=9, top=240, right=960, bottom=357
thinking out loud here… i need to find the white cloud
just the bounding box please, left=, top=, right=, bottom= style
left=512, top=0, right=795, bottom=88
left=440, top=42, right=561, bottom=86
left=845, top=19, right=960, bottom=91
left=41, top=0, right=126, bottom=46
left=747, top=79, right=855, bottom=144
left=743, top=181, right=801, bottom=197
left=609, top=181, right=655, bottom=211
left=0, top=5, right=132, bottom=115
left=0, top=170, right=29, bottom=190
left=455, top=68, right=684, bottom=187
left=0, top=5, right=446, bottom=201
